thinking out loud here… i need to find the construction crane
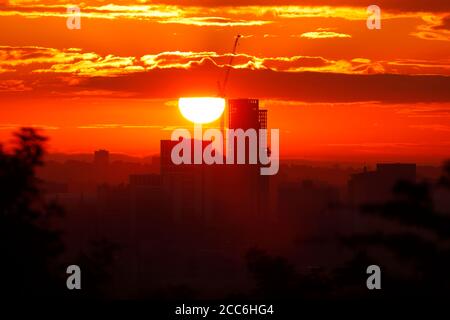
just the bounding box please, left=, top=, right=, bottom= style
left=217, top=34, right=241, bottom=136
left=218, top=34, right=241, bottom=98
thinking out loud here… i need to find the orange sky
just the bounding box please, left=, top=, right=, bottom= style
left=1, top=0, right=449, bottom=163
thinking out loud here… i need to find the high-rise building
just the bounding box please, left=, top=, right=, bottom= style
left=227, top=99, right=269, bottom=220
left=227, top=99, right=270, bottom=219
left=227, top=99, right=268, bottom=162
left=160, top=139, right=208, bottom=223
left=228, top=98, right=266, bottom=129
left=159, top=99, right=271, bottom=225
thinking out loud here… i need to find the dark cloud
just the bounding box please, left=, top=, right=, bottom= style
left=1, top=46, right=448, bottom=103
left=3, top=60, right=449, bottom=103
left=433, top=15, right=450, bottom=30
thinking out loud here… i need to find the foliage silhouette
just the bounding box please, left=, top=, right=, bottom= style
left=342, top=163, right=450, bottom=298
left=245, top=248, right=332, bottom=299
left=0, top=128, right=117, bottom=299
left=0, top=128, right=65, bottom=298
left=245, top=162, right=450, bottom=300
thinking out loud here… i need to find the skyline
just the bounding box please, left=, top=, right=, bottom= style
left=2, top=2, right=450, bottom=304
left=1, top=0, right=449, bottom=163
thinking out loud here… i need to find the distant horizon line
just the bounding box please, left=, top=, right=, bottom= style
left=41, top=152, right=447, bottom=167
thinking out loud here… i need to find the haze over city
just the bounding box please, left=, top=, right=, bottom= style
left=1, top=0, right=450, bottom=314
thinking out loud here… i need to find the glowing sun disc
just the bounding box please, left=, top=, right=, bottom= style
left=178, top=97, right=225, bottom=124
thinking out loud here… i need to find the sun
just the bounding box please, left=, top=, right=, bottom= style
left=178, top=97, right=226, bottom=124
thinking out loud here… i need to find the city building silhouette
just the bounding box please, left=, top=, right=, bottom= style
left=159, top=99, right=271, bottom=225
left=348, top=163, right=417, bottom=206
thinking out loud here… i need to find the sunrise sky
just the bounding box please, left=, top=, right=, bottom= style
left=1, top=0, right=449, bottom=163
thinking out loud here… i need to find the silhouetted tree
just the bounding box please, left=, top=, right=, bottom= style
left=0, top=128, right=65, bottom=298
left=245, top=248, right=332, bottom=299
left=341, top=163, right=450, bottom=298
left=245, top=163, right=450, bottom=300
left=438, top=160, right=450, bottom=189
left=73, top=239, right=119, bottom=299
left=1, top=128, right=120, bottom=300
